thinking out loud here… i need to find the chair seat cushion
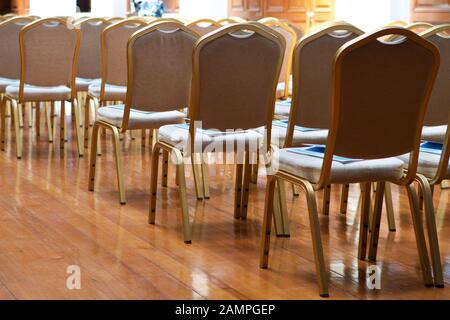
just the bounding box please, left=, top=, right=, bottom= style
left=255, top=122, right=328, bottom=147
left=76, top=77, right=101, bottom=92
left=159, top=124, right=263, bottom=151
left=0, top=77, right=19, bottom=92
left=97, top=104, right=186, bottom=129
left=276, top=81, right=293, bottom=98
left=88, top=83, right=127, bottom=101
left=274, top=99, right=291, bottom=117
left=6, top=84, right=72, bottom=101
left=398, top=151, right=450, bottom=179
left=278, top=148, right=404, bottom=184
left=421, top=125, right=447, bottom=143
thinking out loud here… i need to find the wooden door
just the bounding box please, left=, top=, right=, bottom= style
left=10, top=0, right=30, bottom=15
left=229, top=0, right=264, bottom=20
left=164, top=0, right=180, bottom=14
left=411, top=0, right=450, bottom=23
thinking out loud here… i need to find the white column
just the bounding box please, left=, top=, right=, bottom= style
left=91, top=0, right=128, bottom=17
left=179, top=0, right=228, bottom=20
left=29, top=0, right=77, bottom=17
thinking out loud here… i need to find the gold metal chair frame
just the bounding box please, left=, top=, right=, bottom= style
left=1, top=17, right=83, bottom=159
left=259, top=27, right=441, bottom=297
left=185, top=19, right=222, bottom=35
left=149, top=23, right=285, bottom=243
left=88, top=21, right=198, bottom=206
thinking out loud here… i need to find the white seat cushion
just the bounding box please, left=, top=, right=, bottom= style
left=0, top=77, right=19, bottom=92
left=76, top=77, right=101, bottom=92
left=88, top=83, right=127, bottom=101
left=278, top=148, right=404, bottom=184
left=159, top=124, right=263, bottom=151
left=276, top=75, right=293, bottom=98
left=255, top=121, right=328, bottom=147
left=398, top=151, right=450, bottom=179
left=97, top=104, right=186, bottom=130
left=6, top=84, right=71, bottom=101
left=274, top=99, right=291, bottom=117
left=421, top=125, right=447, bottom=143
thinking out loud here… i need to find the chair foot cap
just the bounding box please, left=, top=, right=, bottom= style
left=184, top=240, right=192, bottom=244
left=389, top=228, right=396, bottom=232
left=435, top=284, right=444, bottom=288
left=196, top=197, right=203, bottom=201
left=425, top=283, right=434, bottom=288
left=120, top=202, right=126, bottom=205
left=204, top=196, right=210, bottom=200
left=320, top=293, right=330, bottom=298
left=276, top=234, right=290, bottom=238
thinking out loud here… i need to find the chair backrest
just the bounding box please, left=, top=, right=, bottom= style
left=100, top=19, right=146, bottom=97
left=420, top=24, right=450, bottom=127
left=318, top=28, right=439, bottom=186
left=190, top=23, right=284, bottom=141
left=260, top=20, right=297, bottom=98
left=258, top=17, right=279, bottom=24
left=19, top=18, right=81, bottom=100
left=286, top=22, right=363, bottom=145
left=217, top=18, right=238, bottom=26
left=107, top=17, right=123, bottom=23
left=407, top=22, right=434, bottom=33
left=0, top=17, right=36, bottom=79
left=76, top=18, right=111, bottom=79
left=121, top=21, right=199, bottom=130
left=186, top=19, right=221, bottom=36
left=284, top=20, right=303, bottom=40
left=385, top=20, right=408, bottom=27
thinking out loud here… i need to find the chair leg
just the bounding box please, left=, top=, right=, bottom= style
left=11, top=100, right=22, bottom=159
left=191, top=153, right=204, bottom=200
left=161, top=149, right=169, bottom=187
left=259, top=175, right=277, bottom=268
left=111, top=126, right=126, bottom=205
left=322, top=184, right=331, bottom=215
left=301, top=179, right=329, bottom=297
left=72, top=99, right=84, bottom=157
left=173, top=148, right=191, bottom=243
left=240, top=150, right=251, bottom=220
left=201, top=158, right=210, bottom=199
left=274, top=179, right=290, bottom=236
left=27, top=103, right=33, bottom=128
left=339, top=184, right=350, bottom=214
left=416, top=175, right=444, bottom=288
left=35, top=102, right=40, bottom=137
left=83, top=95, right=91, bottom=148
left=406, top=183, right=434, bottom=287
left=234, top=153, right=244, bottom=219
left=291, top=183, right=299, bottom=197
left=88, top=122, right=100, bottom=192
left=141, top=129, right=146, bottom=147
left=0, top=96, right=7, bottom=151
left=384, top=182, right=396, bottom=231
left=60, top=101, right=66, bottom=150
left=149, top=142, right=162, bottom=224
left=358, top=182, right=371, bottom=260
left=368, top=181, right=385, bottom=261
left=18, top=102, right=24, bottom=128
left=45, top=102, right=54, bottom=143
left=251, top=152, right=259, bottom=184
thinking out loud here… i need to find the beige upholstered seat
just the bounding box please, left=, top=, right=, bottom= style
left=0, top=77, right=19, bottom=91
left=0, top=18, right=83, bottom=159
left=6, top=84, right=71, bottom=101
left=278, top=149, right=404, bottom=184
left=88, top=21, right=199, bottom=205
left=186, top=19, right=221, bottom=36
left=87, top=83, right=126, bottom=101
left=97, top=105, right=185, bottom=129
left=399, top=152, right=450, bottom=179
left=260, top=28, right=442, bottom=297
left=159, top=124, right=263, bottom=149
left=149, top=23, right=285, bottom=244
left=421, top=125, right=447, bottom=143
left=75, top=77, right=101, bottom=91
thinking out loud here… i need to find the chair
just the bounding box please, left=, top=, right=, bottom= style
left=0, top=18, right=83, bottom=159
left=75, top=18, right=111, bottom=124
left=394, top=24, right=450, bottom=288
left=151, top=23, right=285, bottom=243
left=255, top=22, right=363, bottom=226
left=107, top=17, right=123, bottom=23
left=88, top=21, right=199, bottom=205
left=260, top=20, right=297, bottom=99
left=217, top=18, right=239, bottom=25
left=186, top=19, right=221, bottom=36
left=258, top=17, right=279, bottom=24
left=284, top=20, right=303, bottom=40
left=84, top=19, right=147, bottom=148
left=259, top=27, right=441, bottom=297
left=385, top=20, right=408, bottom=27
left=407, top=22, right=434, bottom=33
left=0, top=17, right=36, bottom=127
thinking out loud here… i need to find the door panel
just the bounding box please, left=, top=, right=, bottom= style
left=411, top=0, right=450, bottom=23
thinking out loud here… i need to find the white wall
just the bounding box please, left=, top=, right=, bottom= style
left=30, top=0, right=77, bottom=17
left=179, top=0, right=228, bottom=20
left=91, top=0, right=127, bottom=17
left=335, top=0, right=410, bottom=31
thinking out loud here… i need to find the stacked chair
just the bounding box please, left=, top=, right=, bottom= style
left=186, top=19, right=221, bottom=36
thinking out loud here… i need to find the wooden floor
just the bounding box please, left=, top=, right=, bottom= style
left=0, top=110, right=449, bottom=300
